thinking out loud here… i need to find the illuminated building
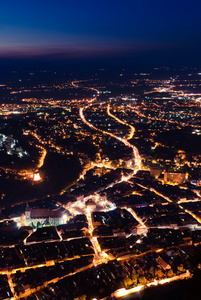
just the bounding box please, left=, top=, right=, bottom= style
left=25, top=205, right=63, bottom=227
left=164, top=171, right=188, bottom=184
left=150, top=167, right=162, bottom=178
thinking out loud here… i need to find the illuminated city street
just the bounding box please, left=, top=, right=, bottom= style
left=0, top=70, right=201, bottom=300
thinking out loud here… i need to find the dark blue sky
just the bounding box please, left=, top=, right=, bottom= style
left=0, top=0, right=201, bottom=66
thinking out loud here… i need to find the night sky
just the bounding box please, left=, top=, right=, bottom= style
left=0, top=0, right=201, bottom=67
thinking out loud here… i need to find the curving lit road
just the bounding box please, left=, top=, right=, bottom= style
left=113, top=270, right=191, bottom=298
left=80, top=104, right=142, bottom=173
left=107, top=104, right=135, bottom=140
